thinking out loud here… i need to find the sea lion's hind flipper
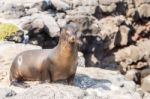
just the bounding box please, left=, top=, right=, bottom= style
left=10, top=80, right=30, bottom=88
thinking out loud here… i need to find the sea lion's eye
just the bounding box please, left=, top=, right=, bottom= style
left=66, top=30, right=71, bottom=35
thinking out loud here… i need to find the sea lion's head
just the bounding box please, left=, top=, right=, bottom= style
left=60, top=24, right=78, bottom=44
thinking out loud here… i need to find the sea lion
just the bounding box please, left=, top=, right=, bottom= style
left=9, top=24, right=78, bottom=87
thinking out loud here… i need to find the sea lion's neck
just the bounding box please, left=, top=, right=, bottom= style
left=57, top=41, right=77, bottom=58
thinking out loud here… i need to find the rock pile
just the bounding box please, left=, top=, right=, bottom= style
left=115, top=39, right=150, bottom=92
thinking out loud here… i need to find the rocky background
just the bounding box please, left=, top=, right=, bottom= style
left=0, top=0, right=150, bottom=99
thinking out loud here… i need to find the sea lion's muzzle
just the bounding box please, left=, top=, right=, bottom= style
left=69, top=36, right=76, bottom=43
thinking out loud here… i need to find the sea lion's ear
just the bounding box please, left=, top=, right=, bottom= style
left=60, top=27, right=65, bottom=34
left=60, top=28, right=62, bottom=34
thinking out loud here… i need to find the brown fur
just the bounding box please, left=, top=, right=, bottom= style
left=9, top=24, right=78, bottom=86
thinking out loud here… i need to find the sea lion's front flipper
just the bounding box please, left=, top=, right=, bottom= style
left=67, top=74, right=75, bottom=85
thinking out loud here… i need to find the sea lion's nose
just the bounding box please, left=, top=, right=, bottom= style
left=69, top=36, right=76, bottom=42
